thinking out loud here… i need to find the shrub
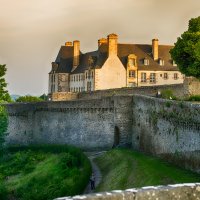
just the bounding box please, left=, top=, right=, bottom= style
left=0, top=145, right=92, bottom=200
left=161, top=89, right=177, bottom=100
left=187, top=95, right=200, bottom=101
left=0, top=106, right=8, bottom=154
left=0, top=182, right=8, bottom=200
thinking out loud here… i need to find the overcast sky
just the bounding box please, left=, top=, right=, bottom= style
left=0, top=0, right=199, bottom=95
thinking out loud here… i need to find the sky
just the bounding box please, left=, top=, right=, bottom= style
left=0, top=0, right=200, bottom=96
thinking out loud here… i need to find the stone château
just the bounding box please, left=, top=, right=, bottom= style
left=48, top=34, right=184, bottom=99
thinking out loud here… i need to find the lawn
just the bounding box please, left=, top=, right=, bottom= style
left=0, top=145, right=91, bottom=200
left=94, top=149, right=200, bottom=192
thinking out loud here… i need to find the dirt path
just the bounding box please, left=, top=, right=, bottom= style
left=84, top=151, right=106, bottom=194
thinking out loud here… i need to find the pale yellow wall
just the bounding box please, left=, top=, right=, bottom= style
left=95, top=55, right=126, bottom=90
left=137, top=71, right=184, bottom=87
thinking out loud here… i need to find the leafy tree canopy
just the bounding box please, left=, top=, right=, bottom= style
left=39, top=93, right=48, bottom=101
left=0, top=65, right=11, bottom=102
left=0, top=106, right=8, bottom=152
left=0, top=64, right=10, bottom=153
left=170, top=16, right=200, bottom=79
left=16, top=95, right=43, bottom=103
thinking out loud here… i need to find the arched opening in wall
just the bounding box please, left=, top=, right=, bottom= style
left=113, top=126, right=120, bottom=148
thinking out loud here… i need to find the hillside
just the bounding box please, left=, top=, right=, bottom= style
left=94, top=149, right=200, bottom=192
left=0, top=145, right=91, bottom=200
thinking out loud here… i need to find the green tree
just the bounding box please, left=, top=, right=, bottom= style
left=0, top=106, right=8, bottom=153
left=16, top=95, right=43, bottom=102
left=39, top=93, right=48, bottom=101
left=0, top=64, right=11, bottom=102
left=0, top=64, right=10, bottom=153
left=170, top=16, right=200, bottom=79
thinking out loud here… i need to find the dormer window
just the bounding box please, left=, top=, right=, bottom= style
left=159, top=59, right=164, bottom=66
left=144, top=58, right=149, bottom=66
left=172, top=60, right=177, bottom=66
left=129, top=58, right=136, bottom=66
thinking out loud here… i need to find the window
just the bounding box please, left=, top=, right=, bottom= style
left=159, top=59, right=164, bottom=66
left=129, top=58, right=136, bottom=66
left=160, top=74, right=162, bottom=77
left=150, top=73, right=156, bottom=83
left=87, top=82, right=92, bottom=91
left=144, top=58, right=149, bottom=66
left=51, top=74, right=54, bottom=82
left=74, top=76, right=75, bottom=82
left=173, top=60, right=177, bottom=66
left=88, top=71, right=91, bottom=79
left=164, top=73, right=168, bottom=79
left=86, top=72, right=88, bottom=79
left=91, top=71, right=94, bottom=78
left=141, top=73, right=146, bottom=82
left=174, top=73, right=178, bottom=80
left=129, top=70, right=135, bottom=78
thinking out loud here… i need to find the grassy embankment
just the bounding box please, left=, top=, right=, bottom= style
left=94, top=149, right=200, bottom=192
left=0, top=145, right=91, bottom=200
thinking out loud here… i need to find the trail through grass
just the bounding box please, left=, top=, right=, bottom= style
left=94, top=149, right=200, bottom=192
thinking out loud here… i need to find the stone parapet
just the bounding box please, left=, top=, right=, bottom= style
left=54, top=183, right=200, bottom=200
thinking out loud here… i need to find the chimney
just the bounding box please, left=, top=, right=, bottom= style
left=152, top=39, right=159, bottom=60
left=98, top=38, right=107, bottom=47
left=65, top=41, right=73, bottom=46
left=108, top=33, right=118, bottom=57
left=73, top=40, right=80, bottom=67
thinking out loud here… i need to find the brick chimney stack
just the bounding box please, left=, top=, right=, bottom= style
left=65, top=41, right=73, bottom=46
left=152, top=39, right=159, bottom=60
left=108, top=33, right=118, bottom=57
left=73, top=40, right=80, bottom=67
left=98, top=38, right=107, bottom=47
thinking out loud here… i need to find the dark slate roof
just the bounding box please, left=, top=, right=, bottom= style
left=50, top=42, right=178, bottom=74
left=71, top=51, right=98, bottom=74
left=50, top=46, right=76, bottom=73
left=117, top=43, right=178, bottom=71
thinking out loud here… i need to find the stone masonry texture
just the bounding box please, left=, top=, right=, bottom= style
left=5, top=94, right=200, bottom=172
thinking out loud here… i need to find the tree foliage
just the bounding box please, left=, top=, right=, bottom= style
left=0, top=64, right=10, bottom=153
left=0, top=64, right=11, bottom=102
left=39, top=93, right=48, bottom=101
left=170, top=16, right=200, bottom=79
left=0, top=106, right=8, bottom=153
left=16, top=95, right=43, bottom=103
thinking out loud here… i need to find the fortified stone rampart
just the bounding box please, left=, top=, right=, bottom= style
left=51, top=77, right=200, bottom=101
left=78, top=84, right=185, bottom=100
left=54, top=183, right=200, bottom=200
left=6, top=96, right=132, bottom=150
left=132, top=95, right=200, bottom=172
left=5, top=94, right=200, bottom=172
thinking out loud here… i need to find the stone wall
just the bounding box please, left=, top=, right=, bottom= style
left=4, top=94, right=200, bottom=172
left=51, top=77, right=200, bottom=101
left=5, top=96, right=133, bottom=150
left=132, top=95, right=200, bottom=173
left=54, top=183, right=200, bottom=200
left=6, top=99, right=115, bottom=150
left=78, top=84, right=185, bottom=100
left=51, top=92, right=78, bottom=101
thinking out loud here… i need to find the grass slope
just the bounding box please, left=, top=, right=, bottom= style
left=0, top=145, right=91, bottom=200
left=94, top=149, right=200, bottom=192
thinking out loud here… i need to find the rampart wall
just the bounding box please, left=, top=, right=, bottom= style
left=5, top=94, right=200, bottom=172
left=132, top=95, right=200, bottom=173
left=6, top=96, right=132, bottom=150
left=78, top=84, right=185, bottom=100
